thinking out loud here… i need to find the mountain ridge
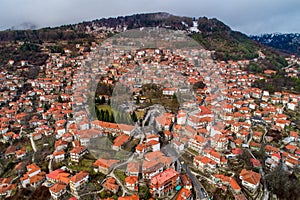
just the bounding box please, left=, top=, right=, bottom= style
left=0, top=12, right=291, bottom=70
left=251, top=33, right=300, bottom=56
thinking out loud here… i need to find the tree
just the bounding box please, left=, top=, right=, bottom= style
left=139, top=185, right=151, bottom=200
left=266, top=164, right=300, bottom=200
left=100, top=110, right=104, bottom=121
left=109, top=112, right=115, bottom=123
left=131, top=112, right=138, bottom=122
left=57, top=95, right=63, bottom=103
left=100, top=96, right=106, bottom=104
left=136, top=96, right=140, bottom=104
left=103, top=110, right=110, bottom=122
left=95, top=106, right=100, bottom=119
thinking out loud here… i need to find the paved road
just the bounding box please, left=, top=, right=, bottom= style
left=179, top=157, right=207, bottom=200
left=48, top=158, right=53, bottom=172
left=29, top=135, right=37, bottom=152
left=162, top=147, right=207, bottom=200
left=108, top=154, right=135, bottom=196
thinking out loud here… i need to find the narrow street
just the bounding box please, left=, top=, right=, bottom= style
left=29, top=135, right=37, bottom=152
left=29, top=134, right=37, bottom=162
left=108, top=154, right=135, bottom=196
left=48, top=158, right=53, bottom=172
left=162, top=147, right=207, bottom=200
left=180, top=158, right=207, bottom=200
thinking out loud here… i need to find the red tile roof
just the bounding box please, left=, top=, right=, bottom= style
left=175, top=188, right=192, bottom=200
left=70, top=171, right=89, bottom=183
left=49, top=182, right=67, bottom=193
left=93, top=158, right=120, bottom=168
left=150, top=168, right=179, bottom=186
left=118, top=194, right=139, bottom=200
left=239, top=169, right=261, bottom=186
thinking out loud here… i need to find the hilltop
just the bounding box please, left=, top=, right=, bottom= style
left=0, top=12, right=289, bottom=71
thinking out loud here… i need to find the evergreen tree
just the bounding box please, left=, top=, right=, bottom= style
left=58, top=95, right=63, bottom=103
left=95, top=106, right=100, bottom=119
left=136, top=96, right=140, bottom=104
left=110, top=112, right=115, bottom=123
left=100, top=96, right=106, bottom=104
left=131, top=111, right=138, bottom=122
left=100, top=110, right=104, bottom=121
left=105, top=110, right=110, bottom=122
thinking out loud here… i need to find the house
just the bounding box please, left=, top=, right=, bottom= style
left=93, top=158, right=120, bottom=174
left=142, top=161, right=164, bottom=180
left=285, top=144, right=298, bottom=154
left=46, top=169, right=71, bottom=184
left=285, top=157, right=299, bottom=168
left=4, top=145, right=17, bottom=159
left=180, top=174, right=193, bottom=190
left=15, top=148, right=27, bottom=160
left=177, top=110, right=187, bottom=125
left=162, top=88, right=177, bottom=96
left=118, top=124, right=135, bottom=135
left=193, top=155, right=217, bottom=171
left=155, top=113, right=174, bottom=131
left=265, top=145, right=280, bottom=155
left=213, top=134, right=229, bottom=151
left=14, top=162, right=27, bottom=175
left=70, top=146, right=88, bottom=163
left=0, top=178, right=15, bottom=198
left=52, top=150, right=65, bottom=162
left=54, top=140, right=68, bottom=151
left=20, top=164, right=45, bottom=188
left=239, top=169, right=261, bottom=191
left=70, top=171, right=89, bottom=195
left=172, top=140, right=185, bottom=152
left=144, top=151, right=173, bottom=168
left=125, top=176, right=138, bottom=191
left=250, top=158, right=262, bottom=168
left=275, top=119, right=291, bottom=129
left=49, top=183, right=67, bottom=200
left=252, top=131, right=263, bottom=142
left=175, top=188, right=192, bottom=200
left=113, top=134, right=130, bottom=151
left=188, top=135, right=206, bottom=153
left=103, top=177, right=119, bottom=194
left=287, top=102, right=297, bottom=111
left=203, top=149, right=227, bottom=165
left=135, top=143, right=150, bottom=155
left=146, top=134, right=159, bottom=143
left=77, top=129, right=101, bottom=146
left=150, top=168, right=180, bottom=197
left=163, top=130, right=172, bottom=140
left=126, top=162, right=140, bottom=177
left=61, top=132, right=73, bottom=142
left=146, top=140, right=160, bottom=152
left=29, top=172, right=46, bottom=188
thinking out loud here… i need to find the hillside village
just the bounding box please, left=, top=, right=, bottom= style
left=0, top=26, right=299, bottom=200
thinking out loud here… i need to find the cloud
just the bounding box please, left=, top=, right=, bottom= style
left=0, top=0, right=299, bottom=34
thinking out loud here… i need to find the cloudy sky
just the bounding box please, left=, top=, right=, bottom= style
left=0, top=0, right=299, bottom=35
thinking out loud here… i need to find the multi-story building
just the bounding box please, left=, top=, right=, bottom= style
left=150, top=168, right=180, bottom=197
left=49, top=183, right=67, bottom=200
left=69, top=171, right=89, bottom=196
left=69, top=146, right=87, bottom=163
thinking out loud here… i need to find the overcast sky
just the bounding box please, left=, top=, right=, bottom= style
left=0, top=0, right=299, bottom=35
